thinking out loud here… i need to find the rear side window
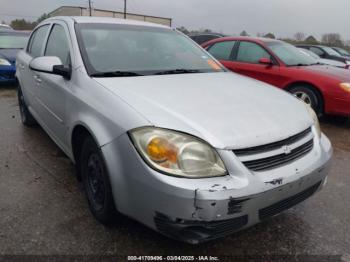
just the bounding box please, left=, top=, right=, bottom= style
left=28, top=25, right=49, bottom=58
left=310, top=47, right=324, bottom=56
left=236, top=41, right=271, bottom=64
left=45, top=24, right=71, bottom=66
left=207, top=41, right=236, bottom=61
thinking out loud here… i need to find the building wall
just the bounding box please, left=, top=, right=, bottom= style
left=49, top=6, right=172, bottom=26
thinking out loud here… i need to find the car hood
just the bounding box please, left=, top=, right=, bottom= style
left=301, top=64, right=350, bottom=82
left=0, top=49, right=21, bottom=64
left=94, top=72, right=313, bottom=149
left=319, top=59, right=346, bottom=68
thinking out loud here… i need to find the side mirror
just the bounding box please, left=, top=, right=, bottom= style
left=29, top=56, right=71, bottom=79
left=259, top=57, right=273, bottom=65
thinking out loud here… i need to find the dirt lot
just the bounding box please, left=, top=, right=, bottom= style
left=0, top=86, right=349, bottom=259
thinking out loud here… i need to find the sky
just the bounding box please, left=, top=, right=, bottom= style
left=1, top=0, right=350, bottom=41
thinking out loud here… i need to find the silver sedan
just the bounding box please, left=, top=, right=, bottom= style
left=16, top=17, right=332, bottom=244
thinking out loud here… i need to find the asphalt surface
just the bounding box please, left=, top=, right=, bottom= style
left=0, top=86, right=350, bottom=259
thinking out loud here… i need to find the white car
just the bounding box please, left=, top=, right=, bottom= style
left=16, top=17, right=332, bottom=243
left=0, top=24, right=13, bottom=31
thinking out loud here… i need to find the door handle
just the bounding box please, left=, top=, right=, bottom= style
left=34, top=75, right=42, bottom=84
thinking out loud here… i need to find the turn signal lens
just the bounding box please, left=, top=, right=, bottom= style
left=147, top=137, right=178, bottom=164
left=340, top=83, right=350, bottom=93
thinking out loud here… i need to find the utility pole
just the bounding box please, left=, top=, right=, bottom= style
left=88, top=0, right=92, bottom=16
left=124, top=0, right=127, bottom=19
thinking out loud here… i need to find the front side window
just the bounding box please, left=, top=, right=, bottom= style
left=28, top=25, right=49, bottom=58
left=207, top=41, right=235, bottom=61
left=236, top=41, right=271, bottom=64
left=75, top=23, right=225, bottom=76
left=45, top=24, right=71, bottom=66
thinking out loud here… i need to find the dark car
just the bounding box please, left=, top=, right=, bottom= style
left=189, top=33, right=226, bottom=45
left=0, top=31, right=30, bottom=84
left=332, top=47, right=350, bottom=58
left=296, top=44, right=350, bottom=65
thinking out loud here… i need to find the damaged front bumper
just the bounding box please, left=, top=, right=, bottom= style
left=102, top=131, right=332, bottom=244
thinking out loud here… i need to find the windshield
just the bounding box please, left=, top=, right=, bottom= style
left=299, top=49, right=320, bottom=59
left=0, top=34, right=29, bottom=49
left=334, top=47, right=349, bottom=56
left=75, top=23, right=224, bottom=76
left=267, top=41, right=318, bottom=66
left=323, top=46, right=341, bottom=56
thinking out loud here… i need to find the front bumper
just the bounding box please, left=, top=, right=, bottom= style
left=0, top=65, right=16, bottom=83
left=102, top=131, right=332, bottom=244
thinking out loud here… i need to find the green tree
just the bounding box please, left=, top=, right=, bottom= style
left=37, top=13, right=49, bottom=23
left=240, top=30, right=249, bottom=36
left=10, top=19, right=36, bottom=30
left=264, top=33, right=275, bottom=39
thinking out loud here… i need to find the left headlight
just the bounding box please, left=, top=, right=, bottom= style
left=0, top=58, right=11, bottom=66
left=305, top=104, right=321, bottom=138
left=129, top=127, right=227, bottom=178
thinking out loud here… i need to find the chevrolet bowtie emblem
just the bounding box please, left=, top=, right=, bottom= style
left=282, top=145, right=292, bottom=155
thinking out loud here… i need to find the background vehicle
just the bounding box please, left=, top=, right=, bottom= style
left=16, top=17, right=332, bottom=244
left=298, top=48, right=349, bottom=69
left=0, top=31, right=29, bottom=84
left=332, top=47, right=350, bottom=58
left=296, top=44, right=350, bottom=65
left=203, top=37, right=350, bottom=117
left=0, top=24, right=13, bottom=31
left=189, top=33, right=226, bottom=45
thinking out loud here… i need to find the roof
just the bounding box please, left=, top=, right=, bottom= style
left=202, top=36, right=282, bottom=46
left=44, top=16, right=169, bottom=29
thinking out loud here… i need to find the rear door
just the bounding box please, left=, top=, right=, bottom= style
left=228, top=41, right=283, bottom=87
left=17, top=24, right=50, bottom=116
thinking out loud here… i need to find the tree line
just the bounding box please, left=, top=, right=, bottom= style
left=2, top=14, right=49, bottom=31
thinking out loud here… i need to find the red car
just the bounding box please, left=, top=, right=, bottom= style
left=202, top=37, right=350, bottom=117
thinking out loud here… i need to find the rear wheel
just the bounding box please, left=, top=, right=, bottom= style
left=80, top=136, right=116, bottom=224
left=289, top=85, right=323, bottom=116
left=17, top=85, right=37, bottom=126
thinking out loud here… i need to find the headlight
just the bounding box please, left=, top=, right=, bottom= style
left=129, top=127, right=227, bottom=178
left=0, top=58, right=11, bottom=66
left=305, top=104, right=321, bottom=138
left=339, top=83, right=350, bottom=93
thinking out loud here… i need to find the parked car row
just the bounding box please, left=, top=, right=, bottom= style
left=202, top=37, right=350, bottom=117
left=14, top=17, right=333, bottom=244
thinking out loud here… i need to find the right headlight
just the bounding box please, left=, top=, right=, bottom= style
left=305, top=104, right=321, bottom=138
left=129, top=127, right=227, bottom=178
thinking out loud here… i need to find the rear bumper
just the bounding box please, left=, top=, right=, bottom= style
left=102, top=131, right=332, bottom=244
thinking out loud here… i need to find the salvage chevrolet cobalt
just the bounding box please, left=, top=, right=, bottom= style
left=16, top=17, right=332, bottom=244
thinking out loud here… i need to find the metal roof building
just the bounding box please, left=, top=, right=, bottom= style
left=48, top=6, right=172, bottom=27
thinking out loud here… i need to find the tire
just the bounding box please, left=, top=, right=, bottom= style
left=17, top=85, right=37, bottom=126
left=80, top=136, right=116, bottom=224
left=288, top=85, right=323, bottom=116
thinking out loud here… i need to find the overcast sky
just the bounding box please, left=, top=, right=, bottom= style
left=1, top=0, right=350, bottom=40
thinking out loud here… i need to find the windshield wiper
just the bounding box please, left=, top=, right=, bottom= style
left=91, top=71, right=144, bottom=77
left=154, top=69, right=201, bottom=75
left=290, top=63, right=312, bottom=67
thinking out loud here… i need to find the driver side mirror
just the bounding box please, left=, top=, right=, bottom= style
left=259, top=57, right=273, bottom=65
left=29, top=56, right=71, bottom=80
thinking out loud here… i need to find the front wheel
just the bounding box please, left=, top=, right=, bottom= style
left=80, top=136, right=116, bottom=224
left=289, top=86, right=323, bottom=116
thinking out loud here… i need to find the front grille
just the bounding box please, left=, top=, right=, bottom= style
left=234, top=127, right=312, bottom=156
left=233, top=127, right=314, bottom=172
left=259, top=181, right=321, bottom=220
left=154, top=212, right=248, bottom=243
left=242, top=139, right=314, bottom=171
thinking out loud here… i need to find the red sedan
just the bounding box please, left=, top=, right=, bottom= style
left=202, top=37, right=350, bottom=117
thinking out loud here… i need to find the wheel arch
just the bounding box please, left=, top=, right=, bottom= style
left=284, top=81, right=325, bottom=114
